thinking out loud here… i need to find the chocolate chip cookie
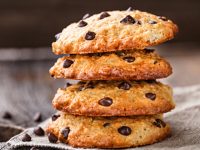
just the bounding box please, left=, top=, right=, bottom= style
left=50, top=49, right=172, bottom=80
left=46, top=113, right=171, bottom=148
left=52, top=10, right=178, bottom=54
left=52, top=80, right=175, bottom=116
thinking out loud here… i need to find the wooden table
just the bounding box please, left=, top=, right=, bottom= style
left=0, top=43, right=199, bottom=141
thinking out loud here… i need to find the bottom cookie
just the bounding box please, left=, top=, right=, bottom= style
left=46, top=113, right=171, bottom=148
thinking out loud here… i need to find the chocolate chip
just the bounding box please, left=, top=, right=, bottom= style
left=98, top=97, right=113, bottom=106
left=118, top=82, right=131, bottom=90
left=65, top=82, right=72, bottom=88
left=137, top=20, right=142, bottom=25
left=154, top=60, right=158, bottom=64
left=99, top=12, right=110, bottom=19
left=33, top=112, right=42, bottom=122
left=120, top=15, right=136, bottom=24
left=145, top=93, right=156, bottom=100
left=123, top=56, right=135, bottom=63
left=103, top=123, right=110, bottom=127
left=85, top=31, right=96, bottom=40
left=78, top=20, right=88, bottom=27
left=52, top=114, right=60, bottom=121
left=118, top=126, right=132, bottom=136
left=149, top=20, right=157, bottom=24
left=63, top=59, right=74, bottom=68
left=61, top=127, right=70, bottom=139
left=55, top=33, right=61, bottom=40
left=33, top=126, right=45, bottom=136
left=2, top=111, right=12, bottom=119
left=30, top=147, right=39, bottom=150
left=82, top=13, right=90, bottom=20
left=158, top=16, right=168, bottom=21
left=126, top=7, right=134, bottom=11
left=51, top=74, right=54, bottom=78
left=153, top=119, right=166, bottom=128
left=22, top=133, right=31, bottom=142
left=144, top=49, right=155, bottom=53
left=48, top=133, right=58, bottom=143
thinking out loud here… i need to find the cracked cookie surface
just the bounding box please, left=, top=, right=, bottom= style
left=52, top=80, right=175, bottom=116
left=46, top=113, right=170, bottom=148
left=50, top=49, right=172, bottom=80
left=52, top=10, right=178, bottom=54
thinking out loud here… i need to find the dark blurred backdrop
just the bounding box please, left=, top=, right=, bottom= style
left=0, top=0, right=200, bottom=48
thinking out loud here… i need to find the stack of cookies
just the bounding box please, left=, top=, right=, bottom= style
left=47, top=9, right=178, bottom=148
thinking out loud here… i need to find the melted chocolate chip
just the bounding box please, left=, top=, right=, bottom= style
left=103, top=123, right=110, bottom=127
left=123, top=56, right=135, bottom=63
left=118, top=126, right=132, bottom=136
left=33, top=112, right=42, bottom=122
left=52, top=114, right=60, bottom=121
left=99, top=12, right=110, bottom=19
left=149, top=20, right=157, bottom=24
left=154, top=60, right=158, bottom=64
left=34, top=126, right=45, bottom=136
left=78, top=20, right=88, bottom=27
left=22, top=133, right=32, bottom=142
left=48, top=133, right=58, bottom=143
left=85, top=31, right=96, bottom=40
left=137, top=20, right=142, bottom=25
left=2, top=111, right=12, bottom=119
left=61, top=127, right=70, bottom=139
left=145, top=93, right=156, bottom=100
left=118, top=82, right=131, bottom=90
left=51, top=74, right=54, bottom=78
left=82, top=13, right=90, bottom=20
left=158, top=16, right=168, bottom=21
left=126, top=7, right=134, bottom=11
left=98, top=97, right=113, bottom=106
left=153, top=119, right=166, bottom=128
left=120, top=15, right=136, bottom=24
left=63, top=59, right=74, bottom=68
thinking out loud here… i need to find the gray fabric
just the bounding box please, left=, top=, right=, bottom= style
left=1, top=85, right=200, bottom=150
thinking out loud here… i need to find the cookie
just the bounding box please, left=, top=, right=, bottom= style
left=46, top=113, right=171, bottom=148
left=52, top=10, right=178, bottom=54
left=50, top=49, right=172, bottom=80
left=52, top=80, right=175, bottom=116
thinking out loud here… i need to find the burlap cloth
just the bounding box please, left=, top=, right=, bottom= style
left=1, top=84, right=200, bottom=150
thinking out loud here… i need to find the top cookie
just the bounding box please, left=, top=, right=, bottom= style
left=52, top=9, right=178, bottom=54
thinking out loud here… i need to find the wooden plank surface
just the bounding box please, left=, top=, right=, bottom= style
left=0, top=43, right=199, bottom=130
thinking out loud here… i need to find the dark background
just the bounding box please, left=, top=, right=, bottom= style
left=0, top=0, right=200, bottom=48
